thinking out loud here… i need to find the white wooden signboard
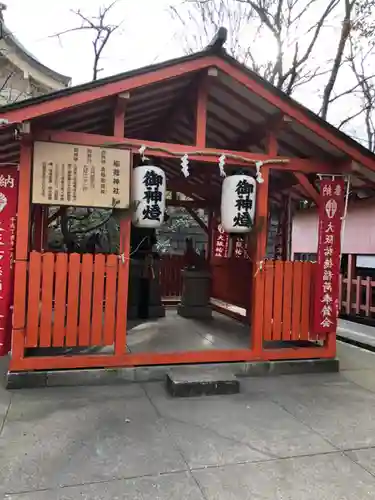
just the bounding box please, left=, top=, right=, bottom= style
left=32, top=141, right=131, bottom=209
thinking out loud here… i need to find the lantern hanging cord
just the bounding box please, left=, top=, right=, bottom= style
left=118, top=235, right=155, bottom=264
left=101, top=141, right=290, bottom=168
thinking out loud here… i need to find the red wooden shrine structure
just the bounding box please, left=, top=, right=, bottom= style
left=2, top=32, right=375, bottom=374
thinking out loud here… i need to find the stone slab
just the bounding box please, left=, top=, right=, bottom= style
left=271, top=377, right=375, bottom=450
left=0, top=389, right=187, bottom=496
left=193, top=452, right=375, bottom=499
left=5, top=358, right=339, bottom=390
left=5, top=472, right=205, bottom=500
left=166, top=366, right=240, bottom=397
left=6, top=370, right=47, bottom=390
left=145, top=382, right=336, bottom=459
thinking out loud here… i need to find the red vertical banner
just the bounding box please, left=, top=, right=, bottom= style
left=312, top=178, right=345, bottom=335
left=212, top=221, right=229, bottom=258
left=0, top=168, right=19, bottom=356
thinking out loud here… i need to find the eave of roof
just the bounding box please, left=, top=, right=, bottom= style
left=0, top=48, right=209, bottom=112
left=2, top=23, right=71, bottom=86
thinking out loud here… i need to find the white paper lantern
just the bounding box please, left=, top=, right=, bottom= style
left=221, top=174, right=256, bottom=233
left=131, top=165, right=166, bottom=228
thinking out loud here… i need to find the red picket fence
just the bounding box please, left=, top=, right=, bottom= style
left=159, top=255, right=185, bottom=298
left=339, top=274, right=375, bottom=318
left=21, top=252, right=126, bottom=349
left=256, top=260, right=315, bottom=342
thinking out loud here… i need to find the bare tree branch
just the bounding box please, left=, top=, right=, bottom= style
left=337, top=105, right=370, bottom=130
left=346, top=32, right=375, bottom=150
left=47, top=1, right=126, bottom=249
left=320, top=0, right=356, bottom=120
left=277, top=0, right=340, bottom=91
left=328, top=74, right=375, bottom=105
left=172, top=0, right=373, bottom=135
left=50, top=0, right=123, bottom=81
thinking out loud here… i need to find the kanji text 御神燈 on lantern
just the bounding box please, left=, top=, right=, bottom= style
left=132, top=165, right=166, bottom=228
left=220, top=174, right=256, bottom=233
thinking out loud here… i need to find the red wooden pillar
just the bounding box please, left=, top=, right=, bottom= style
left=251, top=167, right=270, bottom=355
left=11, top=139, right=32, bottom=368
left=114, top=95, right=131, bottom=356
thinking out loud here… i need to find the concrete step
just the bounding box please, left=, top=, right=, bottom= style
left=166, top=366, right=240, bottom=397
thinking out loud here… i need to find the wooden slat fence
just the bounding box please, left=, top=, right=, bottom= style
left=255, top=260, right=315, bottom=342
left=24, top=251, right=122, bottom=349
left=158, top=255, right=253, bottom=310
left=339, top=274, right=375, bottom=318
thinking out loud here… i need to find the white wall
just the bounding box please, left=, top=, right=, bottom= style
left=292, top=199, right=375, bottom=256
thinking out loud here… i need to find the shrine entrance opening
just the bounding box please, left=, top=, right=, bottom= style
left=124, top=164, right=254, bottom=357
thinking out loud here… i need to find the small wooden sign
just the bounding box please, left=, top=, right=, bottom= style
left=32, top=141, right=131, bottom=209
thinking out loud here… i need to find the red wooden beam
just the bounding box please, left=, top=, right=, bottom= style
left=113, top=94, right=128, bottom=136
left=214, top=58, right=375, bottom=173
left=35, top=130, right=336, bottom=173
left=196, top=74, right=208, bottom=147
left=1, top=56, right=216, bottom=123
left=266, top=129, right=278, bottom=156
left=293, top=172, right=320, bottom=204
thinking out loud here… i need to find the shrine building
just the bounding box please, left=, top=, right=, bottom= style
left=0, top=29, right=374, bottom=386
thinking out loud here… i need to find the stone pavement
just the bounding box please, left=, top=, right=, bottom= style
left=1, top=341, right=375, bottom=499
left=338, top=318, right=375, bottom=349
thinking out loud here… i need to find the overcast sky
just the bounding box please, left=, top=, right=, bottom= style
left=6, top=0, right=183, bottom=84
